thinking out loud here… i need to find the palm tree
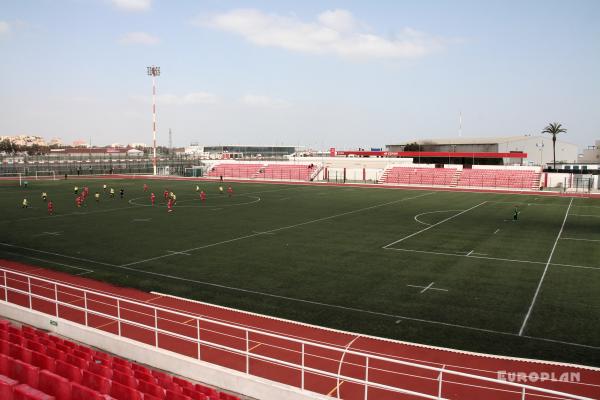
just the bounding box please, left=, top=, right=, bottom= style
left=541, top=122, right=567, bottom=170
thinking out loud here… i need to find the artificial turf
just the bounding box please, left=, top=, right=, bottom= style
left=0, top=178, right=599, bottom=366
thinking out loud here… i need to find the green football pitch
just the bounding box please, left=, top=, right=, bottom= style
left=1, top=178, right=599, bottom=366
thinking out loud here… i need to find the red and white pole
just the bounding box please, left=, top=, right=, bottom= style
left=147, top=66, right=160, bottom=176
left=152, top=74, right=157, bottom=176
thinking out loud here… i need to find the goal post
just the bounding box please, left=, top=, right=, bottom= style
left=0, top=173, right=22, bottom=187
left=35, top=170, right=56, bottom=180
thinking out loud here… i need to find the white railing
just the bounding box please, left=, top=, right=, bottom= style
left=0, top=267, right=593, bottom=400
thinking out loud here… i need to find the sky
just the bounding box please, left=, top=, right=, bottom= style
left=0, top=0, right=599, bottom=150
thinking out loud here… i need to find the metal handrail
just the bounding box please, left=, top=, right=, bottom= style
left=0, top=267, right=593, bottom=400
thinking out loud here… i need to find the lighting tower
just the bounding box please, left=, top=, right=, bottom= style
left=147, top=66, right=160, bottom=175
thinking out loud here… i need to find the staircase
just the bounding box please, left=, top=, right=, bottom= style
left=450, top=169, right=462, bottom=187
left=378, top=165, right=393, bottom=184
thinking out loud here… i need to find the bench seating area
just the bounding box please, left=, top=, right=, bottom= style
left=0, top=320, right=240, bottom=400
left=383, top=167, right=457, bottom=186
left=257, top=164, right=316, bottom=181
left=458, top=169, right=539, bottom=189
left=205, top=164, right=263, bottom=179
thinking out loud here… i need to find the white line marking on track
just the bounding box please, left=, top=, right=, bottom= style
left=383, top=202, right=486, bottom=249
left=121, top=192, right=434, bottom=267
left=519, top=198, right=573, bottom=336
left=335, top=335, right=361, bottom=399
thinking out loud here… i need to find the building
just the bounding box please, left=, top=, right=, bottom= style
left=580, top=140, right=600, bottom=163
left=386, top=135, right=578, bottom=165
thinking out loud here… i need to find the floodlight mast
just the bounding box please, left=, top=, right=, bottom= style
left=147, top=66, right=160, bottom=175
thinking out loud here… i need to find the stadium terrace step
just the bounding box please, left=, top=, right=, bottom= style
left=0, top=320, right=242, bottom=400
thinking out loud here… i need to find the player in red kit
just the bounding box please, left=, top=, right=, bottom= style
left=227, top=186, right=233, bottom=197
left=144, top=184, right=148, bottom=192
left=150, top=192, right=156, bottom=206
left=164, top=190, right=169, bottom=201
left=75, top=196, right=82, bottom=208
left=167, top=198, right=173, bottom=213
left=200, top=190, right=206, bottom=202
left=47, top=200, right=54, bottom=215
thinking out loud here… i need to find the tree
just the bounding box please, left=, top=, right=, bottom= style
left=541, top=122, right=567, bottom=170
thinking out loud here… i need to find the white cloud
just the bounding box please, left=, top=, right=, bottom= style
left=111, top=0, right=152, bottom=12
left=0, top=21, right=11, bottom=36
left=133, top=92, right=219, bottom=105
left=240, top=94, right=290, bottom=109
left=201, top=9, right=445, bottom=59
left=119, top=32, right=160, bottom=46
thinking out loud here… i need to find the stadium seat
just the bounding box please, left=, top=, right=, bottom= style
left=110, top=380, right=143, bottom=400
left=0, top=373, right=19, bottom=400
left=12, top=384, right=54, bottom=400
left=134, top=370, right=155, bottom=384
left=182, top=387, right=209, bottom=400
left=38, top=370, right=71, bottom=400
left=30, top=352, right=55, bottom=372
left=44, top=348, right=66, bottom=362
left=112, top=369, right=138, bottom=387
left=24, top=341, right=45, bottom=354
left=55, top=360, right=82, bottom=383
left=88, top=362, right=113, bottom=379
left=166, top=389, right=192, bottom=400
left=137, top=379, right=164, bottom=398
left=8, top=357, right=39, bottom=388
left=70, top=382, right=105, bottom=400
left=81, top=370, right=111, bottom=394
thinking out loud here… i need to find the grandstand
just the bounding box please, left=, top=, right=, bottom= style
left=380, top=166, right=459, bottom=186
left=0, top=319, right=240, bottom=400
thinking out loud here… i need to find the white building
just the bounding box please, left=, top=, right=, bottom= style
left=580, top=140, right=600, bottom=163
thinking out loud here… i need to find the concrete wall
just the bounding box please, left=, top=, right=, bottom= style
left=0, top=301, right=328, bottom=400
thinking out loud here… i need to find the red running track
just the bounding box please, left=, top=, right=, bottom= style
left=0, top=260, right=599, bottom=400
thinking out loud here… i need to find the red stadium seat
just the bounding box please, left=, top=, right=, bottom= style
left=195, top=384, right=218, bottom=397
left=182, top=387, right=209, bottom=400
left=24, top=341, right=45, bottom=354
left=8, top=357, right=39, bottom=388
left=44, top=348, right=66, bottom=362
left=138, top=380, right=164, bottom=398
left=110, top=380, right=143, bottom=400
left=38, top=370, right=71, bottom=400
left=166, top=389, right=192, bottom=400
left=12, top=384, right=54, bottom=400
left=88, top=362, right=112, bottom=379
left=112, top=362, right=134, bottom=375
left=173, top=376, right=194, bottom=389
left=65, top=354, right=88, bottom=369
left=112, top=369, right=138, bottom=387
left=0, top=373, right=19, bottom=400
left=70, top=382, right=105, bottom=400
left=134, top=370, right=155, bottom=384
left=55, top=360, right=82, bottom=383
left=0, top=354, right=11, bottom=376
left=81, top=370, right=111, bottom=394
left=30, top=352, right=55, bottom=372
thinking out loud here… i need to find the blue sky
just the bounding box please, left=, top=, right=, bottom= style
left=1, top=0, right=598, bottom=149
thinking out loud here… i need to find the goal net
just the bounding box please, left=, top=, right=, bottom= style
left=35, top=170, right=57, bottom=180
left=0, top=173, right=23, bottom=187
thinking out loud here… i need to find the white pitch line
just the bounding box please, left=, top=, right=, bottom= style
left=166, top=250, right=192, bottom=256
left=121, top=192, right=435, bottom=267
left=493, top=229, right=500, bottom=234
left=0, top=243, right=117, bottom=267
left=466, top=250, right=474, bottom=256
left=0, top=251, right=94, bottom=273
left=413, top=209, right=465, bottom=226
left=519, top=197, right=573, bottom=336
left=383, top=247, right=599, bottom=271
left=1, top=204, right=146, bottom=224
left=383, top=202, right=486, bottom=249
left=568, top=214, right=600, bottom=218
left=561, top=237, right=600, bottom=243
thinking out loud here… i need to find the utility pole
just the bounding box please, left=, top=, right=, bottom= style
left=147, top=66, right=160, bottom=175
